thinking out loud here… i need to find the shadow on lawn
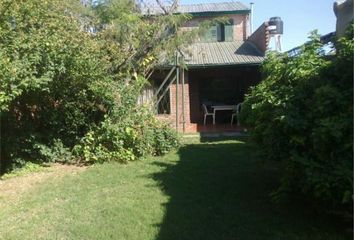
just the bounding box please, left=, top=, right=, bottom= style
left=199, top=135, right=249, bottom=143
left=151, top=140, right=351, bottom=240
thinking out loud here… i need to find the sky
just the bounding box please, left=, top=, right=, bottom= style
left=180, top=0, right=337, bottom=51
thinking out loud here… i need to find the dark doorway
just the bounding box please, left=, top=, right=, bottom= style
left=188, top=65, right=261, bottom=124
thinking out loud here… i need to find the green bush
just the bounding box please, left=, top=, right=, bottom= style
left=35, top=139, right=75, bottom=164
left=0, top=0, right=184, bottom=173
left=241, top=30, right=353, bottom=210
left=153, top=123, right=180, bottom=156
left=73, top=111, right=179, bottom=164
left=0, top=0, right=114, bottom=172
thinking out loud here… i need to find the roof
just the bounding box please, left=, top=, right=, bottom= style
left=141, top=1, right=250, bottom=16
left=181, top=41, right=264, bottom=67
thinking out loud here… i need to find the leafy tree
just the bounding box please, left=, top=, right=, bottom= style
left=0, top=0, right=187, bottom=172
left=241, top=29, right=353, bottom=211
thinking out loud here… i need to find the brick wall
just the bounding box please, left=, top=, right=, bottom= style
left=247, top=22, right=270, bottom=54
left=158, top=69, right=194, bottom=132
left=180, top=14, right=249, bottom=41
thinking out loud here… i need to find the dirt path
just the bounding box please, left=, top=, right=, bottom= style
left=0, top=164, right=86, bottom=208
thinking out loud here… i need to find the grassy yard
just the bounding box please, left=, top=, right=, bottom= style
left=0, top=137, right=351, bottom=240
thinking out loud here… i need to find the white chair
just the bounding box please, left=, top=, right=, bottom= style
left=202, top=104, right=215, bottom=125
left=231, top=102, right=242, bottom=126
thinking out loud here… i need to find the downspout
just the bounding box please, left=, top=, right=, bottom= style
left=175, top=52, right=179, bottom=131
left=181, top=67, right=185, bottom=133
left=250, top=2, right=254, bottom=34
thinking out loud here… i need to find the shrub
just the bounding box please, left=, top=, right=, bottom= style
left=73, top=112, right=179, bottom=164
left=0, top=0, right=185, bottom=174
left=241, top=30, right=353, bottom=210
left=35, top=139, right=75, bottom=164
left=0, top=0, right=113, bottom=172
left=152, top=123, right=180, bottom=156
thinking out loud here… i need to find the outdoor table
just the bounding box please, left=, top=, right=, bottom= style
left=211, top=105, right=237, bottom=124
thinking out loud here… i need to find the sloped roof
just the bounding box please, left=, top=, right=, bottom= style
left=141, top=1, right=250, bottom=15
left=181, top=41, right=264, bottom=67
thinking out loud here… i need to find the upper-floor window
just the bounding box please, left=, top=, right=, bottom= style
left=200, top=19, right=234, bottom=43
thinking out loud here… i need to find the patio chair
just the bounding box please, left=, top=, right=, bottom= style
left=202, top=104, right=215, bottom=125
left=231, top=102, right=242, bottom=126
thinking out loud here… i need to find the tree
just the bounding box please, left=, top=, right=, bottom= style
left=0, top=0, right=189, bottom=172
left=241, top=30, right=353, bottom=211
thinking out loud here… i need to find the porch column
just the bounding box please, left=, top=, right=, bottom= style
left=169, top=70, right=191, bottom=133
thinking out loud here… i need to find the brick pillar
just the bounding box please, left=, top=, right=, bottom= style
left=169, top=69, right=191, bottom=132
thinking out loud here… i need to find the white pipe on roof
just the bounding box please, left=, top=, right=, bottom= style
left=250, top=2, right=254, bottom=34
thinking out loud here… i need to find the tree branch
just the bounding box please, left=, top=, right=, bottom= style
left=154, top=0, right=179, bottom=15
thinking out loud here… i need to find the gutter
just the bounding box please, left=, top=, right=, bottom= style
left=143, top=10, right=251, bottom=17
left=157, top=62, right=262, bottom=69
left=188, top=10, right=251, bottom=17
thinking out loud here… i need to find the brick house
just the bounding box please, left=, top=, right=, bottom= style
left=141, top=1, right=273, bottom=133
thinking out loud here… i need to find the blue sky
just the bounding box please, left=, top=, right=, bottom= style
left=180, top=0, right=337, bottom=51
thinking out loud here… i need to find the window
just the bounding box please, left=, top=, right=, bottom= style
left=200, top=19, right=234, bottom=42
left=224, top=19, right=234, bottom=42
left=155, top=80, right=171, bottom=115
left=200, top=25, right=218, bottom=42
left=217, top=24, right=225, bottom=42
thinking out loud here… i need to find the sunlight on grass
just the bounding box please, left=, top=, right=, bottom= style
left=0, top=162, right=45, bottom=180
left=0, top=138, right=350, bottom=240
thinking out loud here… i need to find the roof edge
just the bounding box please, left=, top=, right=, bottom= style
left=158, top=62, right=263, bottom=69
left=141, top=1, right=251, bottom=16
left=142, top=9, right=250, bottom=17
left=189, top=9, right=251, bottom=16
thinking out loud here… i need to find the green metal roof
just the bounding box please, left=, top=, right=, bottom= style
left=182, top=41, right=264, bottom=67
left=141, top=1, right=250, bottom=15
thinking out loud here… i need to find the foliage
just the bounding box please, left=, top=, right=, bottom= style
left=94, top=0, right=193, bottom=77
left=35, top=139, right=75, bottom=164
left=0, top=0, right=115, bottom=172
left=0, top=0, right=184, bottom=173
left=73, top=110, right=179, bottom=164
left=240, top=30, right=353, bottom=210
left=0, top=162, right=44, bottom=180
left=152, top=122, right=179, bottom=156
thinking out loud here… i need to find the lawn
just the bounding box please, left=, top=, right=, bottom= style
left=0, top=137, right=350, bottom=240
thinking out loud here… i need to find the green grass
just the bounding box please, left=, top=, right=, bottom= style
left=0, top=138, right=351, bottom=240
left=0, top=162, right=45, bottom=180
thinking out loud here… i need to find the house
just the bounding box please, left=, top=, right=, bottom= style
left=140, top=1, right=280, bottom=133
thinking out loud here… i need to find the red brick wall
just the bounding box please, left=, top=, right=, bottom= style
left=180, top=14, right=249, bottom=41
left=247, top=22, right=269, bottom=54
left=159, top=69, right=194, bottom=132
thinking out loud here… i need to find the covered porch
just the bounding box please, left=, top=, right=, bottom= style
left=188, top=65, right=261, bottom=128
left=148, top=41, right=264, bottom=133
left=153, top=64, right=261, bottom=133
